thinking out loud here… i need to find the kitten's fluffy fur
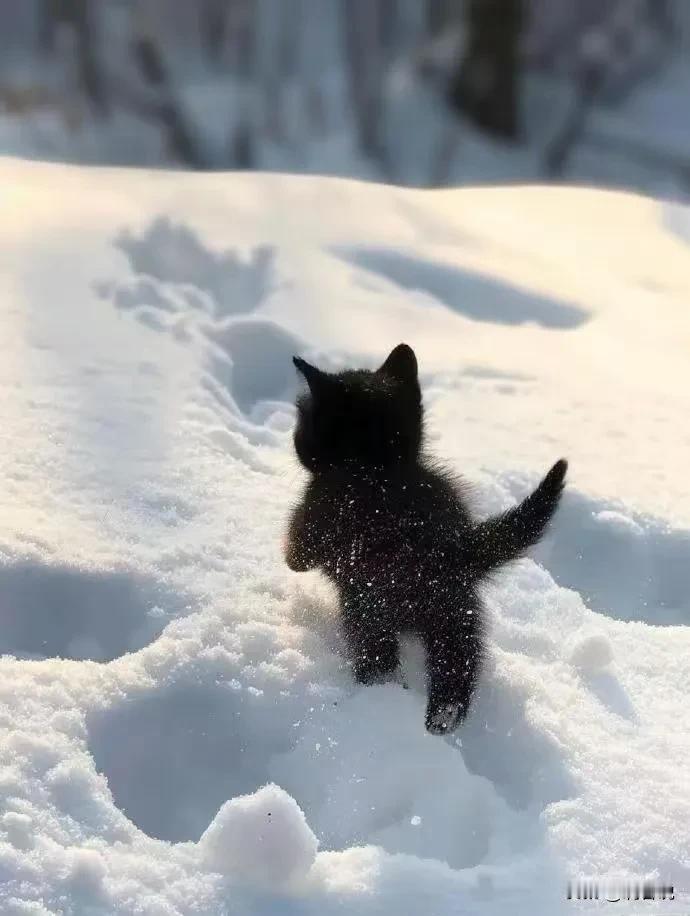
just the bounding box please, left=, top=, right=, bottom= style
left=286, top=344, right=567, bottom=734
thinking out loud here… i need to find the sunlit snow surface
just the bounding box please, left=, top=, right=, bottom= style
left=1, top=160, right=689, bottom=915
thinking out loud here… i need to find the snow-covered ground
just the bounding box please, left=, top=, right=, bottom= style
left=1, top=157, right=689, bottom=915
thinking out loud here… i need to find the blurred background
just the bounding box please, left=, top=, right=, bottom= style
left=1, top=0, right=689, bottom=198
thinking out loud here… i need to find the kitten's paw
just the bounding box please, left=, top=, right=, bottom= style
left=425, top=702, right=463, bottom=735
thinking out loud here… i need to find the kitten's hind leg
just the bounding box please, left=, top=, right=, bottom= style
left=423, top=618, right=482, bottom=735
left=342, top=600, right=400, bottom=684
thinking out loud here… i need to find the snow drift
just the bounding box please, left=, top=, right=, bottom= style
left=0, top=159, right=689, bottom=915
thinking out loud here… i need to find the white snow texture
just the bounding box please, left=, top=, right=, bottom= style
left=0, top=159, right=689, bottom=915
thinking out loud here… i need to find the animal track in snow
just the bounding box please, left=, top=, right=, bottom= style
left=0, top=561, right=183, bottom=661
left=115, top=217, right=276, bottom=319
left=334, top=245, right=589, bottom=329
left=534, top=489, right=690, bottom=626
left=89, top=616, right=319, bottom=842
left=99, top=219, right=304, bottom=419
left=90, top=680, right=284, bottom=842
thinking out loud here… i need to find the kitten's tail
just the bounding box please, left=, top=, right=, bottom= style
left=467, top=459, right=567, bottom=577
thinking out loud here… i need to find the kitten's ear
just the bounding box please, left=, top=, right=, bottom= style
left=377, top=343, right=418, bottom=384
left=293, top=356, right=331, bottom=396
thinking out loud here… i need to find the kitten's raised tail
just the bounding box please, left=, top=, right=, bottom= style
left=467, top=459, right=567, bottom=577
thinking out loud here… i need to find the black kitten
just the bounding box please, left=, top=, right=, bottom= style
left=285, top=344, right=567, bottom=734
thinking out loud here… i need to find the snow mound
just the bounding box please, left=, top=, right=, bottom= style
left=568, top=632, right=613, bottom=672
left=198, top=784, right=318, bottom=886
left=0, top=160, right=689, bottom=915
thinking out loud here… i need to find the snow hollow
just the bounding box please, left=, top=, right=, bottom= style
left=1, top=159, right=690, bottom=915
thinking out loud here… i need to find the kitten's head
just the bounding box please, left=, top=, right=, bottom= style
left=292, top=343, right=423, bottom=473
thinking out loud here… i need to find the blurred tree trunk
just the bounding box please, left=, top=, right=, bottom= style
left=427, top=0, right=460, bottom=37
left=131, top=21, right=205, bottom=168
left=40, top=0, right=109, bottom=115
left=70, top=0, right=109, bottom=116
left=39, top=0, right=59, bottom=54
left=340, top=0, right=392, bottom=173
left=269, top=0, right=301, bottom=142
left=200, top=0, right=230, bottom=63
left=447, top=0, right=524, bottom=140
left=379, top=0, right=400, bottom=58
left=227, top=0, right=257, bottom=168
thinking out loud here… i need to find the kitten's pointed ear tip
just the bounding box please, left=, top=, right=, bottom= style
left=390, top=343, right=417, bottom=366
left=379, top=342, right=418, bottom=381
left=293, top=355, right=327, bottom=393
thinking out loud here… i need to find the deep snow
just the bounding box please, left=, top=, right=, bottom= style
left=0, top=158, right=689, bottom=915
